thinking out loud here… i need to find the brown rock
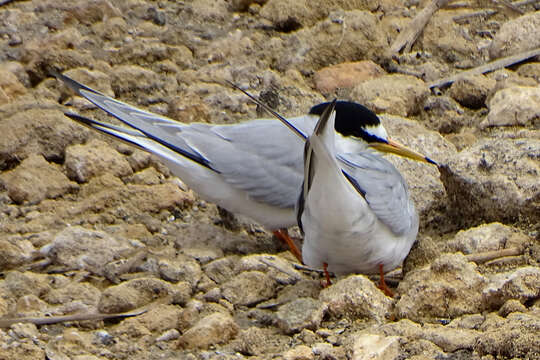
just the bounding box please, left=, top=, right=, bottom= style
left=178, top=312, right=239, bottom=349
left=489, top=12, right=540, bottom=59
left=0, top=69, right=27, bottom=103
left=98, top=277, right=189, bottom=313
left=448, top=75, right=496, bottom=109
left=352, top=75, right=429, bottom=116
left=483, top=86, right=540, bottom=128
left=65, top=139, right=133, bottom=182
left=0, top=108, right=88, bottom=170
left=278, top=10, right=386, bottom=72
left=260, top=0, right=380, bottom=29
left=0, top=154, right=78, bottom=204
left=352, top=334, right=400, bottom=360
left=314, top=61, right=385, bottom=94
left=483, top=267, right=540, bottom=309
left=447, top=223, right=530, bottom=255
left=221, top=271, right=278, bottom=306
left=276, top=298, right=324, bottom=334
left=42, top=226, right=134, bottom=276
left=396, top=253, right=488, bottom=322
left=282, top=344, right=314, bottom=360
left=440, top=137, right=539, bottom=227
left=319, top=275, right=392, bottom=321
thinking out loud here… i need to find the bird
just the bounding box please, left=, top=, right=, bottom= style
left=294, top=100, right=437, bottom=294
left=55, top=72, right=436, bottom=268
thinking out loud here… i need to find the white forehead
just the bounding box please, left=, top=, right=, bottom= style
left=364, top=123, right=388, bottom=141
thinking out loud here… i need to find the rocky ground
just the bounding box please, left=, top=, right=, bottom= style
left=0, top=0, right=539, bottom=359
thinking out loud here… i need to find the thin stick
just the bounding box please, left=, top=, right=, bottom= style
left=453, top=0, right=537, bottom=22
left=389, top=0, right=450, bottom=54
left=428, top=47, right=540, bottom=88
left=0, top=297, right=170, bottom=328
left=465, top=247, right=522, bottom=264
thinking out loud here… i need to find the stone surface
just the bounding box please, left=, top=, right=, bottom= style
left=0, top=154, right=78, bottom=204
left=40, top=226, right=133, bottom=276
left=396, top=253, right=488, bottom=322
left=98, top=277, right=190, bottom=313
left=221, top=270, right=277, bottom=306
left=352, top=334, right=400, bottom=360
left=448, top=75, right=496, bottom=109
left=65, top=139, right=133, bottom=182
left=276, top=298, right=324, bottom=334
left=483, top=86, right=540, bottom=128
left=178, top=312, right=239, bottom=349
left=0, top=108, right=87, bottom=170
left=260, top=0, right=379, bottom=29
left=319, top=275, right=392, bottom=322
left=352, top=75, right=429, bottom=117
left=447, top=222, right=530, bottom=255
left=0, top=68, right=27, bottom=103
left=489, top=11, right=540, bottom=59
left=440, top=137, right=539, bottom=228
left=483, top=266, right=540, bottom=309
left=313, top=60, right=385, bottom=93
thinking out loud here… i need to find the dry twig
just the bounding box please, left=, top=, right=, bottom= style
left=389, top=0, right=450, bottom=54
left=428, top=47, right=540, bottom=88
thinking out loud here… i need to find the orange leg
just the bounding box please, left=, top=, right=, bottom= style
left=378, top=264, right=394, bottom=297
left=273, top=229, right=302, bottom=263
left=322, top=262, right=332, bottom=288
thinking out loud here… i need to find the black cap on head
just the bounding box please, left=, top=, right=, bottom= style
left=309, top=101, right=383, bottom=143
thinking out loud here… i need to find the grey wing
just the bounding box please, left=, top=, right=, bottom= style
left=183, top=117, right=313, bottom=209
left=337, top=152, right=417, bottom=236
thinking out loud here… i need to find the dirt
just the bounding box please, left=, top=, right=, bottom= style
left=0, top=1, right=539, bottom=359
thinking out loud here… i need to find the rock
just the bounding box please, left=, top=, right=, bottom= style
left=65, top=139, right=133, bottom=182
left=379, top=114, right=456, bottom=231
left=40, top=226, right=133, bottom=276
left=61, top=68, right=114, bottom=100
left=114, top=304, right=183, bottom=334
left=158, top=254, right=203, bottom=286
left=446, top=223, right=530, bottom=255
left=278, top=10, right=386, bottom=71
left=440, top=137, right=539, bottom=228
left=0, top=154, right=78, bottom=204
left=260, top=0, right=379, bottom=29
left=44, top=282, right=101, bottom=307
left=126, top=167, right=162, bottom=185
left=420, top=10, right=478, bottom=64
left=203, top=256, right=239, bottom=284
left=489, top=12, right=540, bottom=59
left=110, top=65, right=162, bottom=96
left=0, top=108, right=87, bottom=170
left=276, top=298, right=324, bottom=334
left=402, top=236, right=441, bottom=274
left=282, top=344, right=314, bottom=360
left=517, top=63, right=540, bottom=83
left=178, top=312, right=239, bottom=349
left=421, top=95, right=467, bottom=134
left=0, top=238, right=34, bottom=270
left=221, top=271, right=278, bottom=306
left=2, top=271, right=52, bottom=299
left=98, top=277, right=189, bottom=313
left=91, top=17, right=128, bottom=42
left=352, top=334, right=400, bottom=360
left=448, top=75, right=496, bottom=109
left=313, top=61, right=385, bottom=94
left=483, top=86, right=540, bottom=128
left=66, top=0, right=122, bottom=24
left=0, top=68, right=27, bottom=103
left=476, top=312, right=540, bottom=358
left=396, top=253, right=488, bottom=322
left=498, top=299, right=527, bottom=317
left=319, top=275, right=392, bottom=322
left=483, top=267, right=540, bottom=309
left=236, top=254, right=303, bottom=285
left=352, top=75, right=429, bottom=117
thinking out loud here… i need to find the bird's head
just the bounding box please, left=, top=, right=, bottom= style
left=309, top=101, right=438, bottom=166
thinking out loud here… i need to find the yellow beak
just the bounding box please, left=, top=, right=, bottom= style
left=369, top=139, right=438, bottom=166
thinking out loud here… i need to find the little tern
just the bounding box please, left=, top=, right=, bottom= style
left=55, top=73, right=436, bottom=267
left=295, top=101, right=437, bottom=294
